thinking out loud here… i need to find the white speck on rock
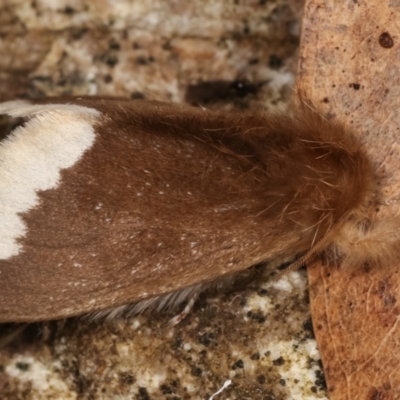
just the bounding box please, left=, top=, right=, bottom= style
left=6, top=356, right=70, bottom=393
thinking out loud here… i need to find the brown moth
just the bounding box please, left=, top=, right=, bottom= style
left=0, top=96, right=399, bottom=323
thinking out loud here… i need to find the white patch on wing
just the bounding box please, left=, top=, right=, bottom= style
left=0, top=101, right=100, bottom=259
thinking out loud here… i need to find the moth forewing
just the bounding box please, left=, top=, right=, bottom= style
left=0, top=97, right=394, bottom=322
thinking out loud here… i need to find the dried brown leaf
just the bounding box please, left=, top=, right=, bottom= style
left=299, top=0, right=400, bottom=399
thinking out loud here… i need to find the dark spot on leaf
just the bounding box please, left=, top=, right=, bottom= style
left=348, top=301, right=353, bottom=308
left=379, top=32, right=394, bottom=48
left=369, top=388, right=386, bottom=400
left=384, top=294, right=396, bottom=307
left=349, top=83, right=360, bottom=90
left=383, top=382, right=391, bottom=390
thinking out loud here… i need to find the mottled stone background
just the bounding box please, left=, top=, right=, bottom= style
left=0, top=0, right=300, bottom=108
left=0, top=1, right=328, bottom=399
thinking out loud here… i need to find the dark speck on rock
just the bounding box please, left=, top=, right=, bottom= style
left=109, top=39, right=121, bottom=50
left=160, top=384, right=173, bottom=395
left=198, top=332, right=216, bottom=346
left=119, top=372, right=135, bottom=385
left=171, top=338, right=183, bottom=350
left=251, top=352, right=260, bottom=360
left=136, top=56, right=149, bottom=65
left=257, top=374, right=266, bottom=384
left=269, top=54, right=282, bottom=69
left=16, top=362, right=30, bottom=371
left=272, top=357, right=285, bottom=366
left=232, top=359, right=244, bottom=369
left=131, top=91, right=145, bottom=99
left=64, top=6, right=75, bottom=14
left=106, top=56, right=118, bottom=67
left=302, top=318, right=315, bottom=337
left=138, top=387, right=150, bottom=400
left=191, top=367, right=203, bottom=377
left=315, top=369, right=327, bottom=390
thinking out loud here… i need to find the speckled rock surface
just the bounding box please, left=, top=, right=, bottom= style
left=1, top=269, right=326, bottom=399
left=0, top=1, right=329, bottom=399
left=0, top=0, right=300, bottom=109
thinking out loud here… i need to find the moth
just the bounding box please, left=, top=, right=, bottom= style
left=0, top=96, right=399, bottom=323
